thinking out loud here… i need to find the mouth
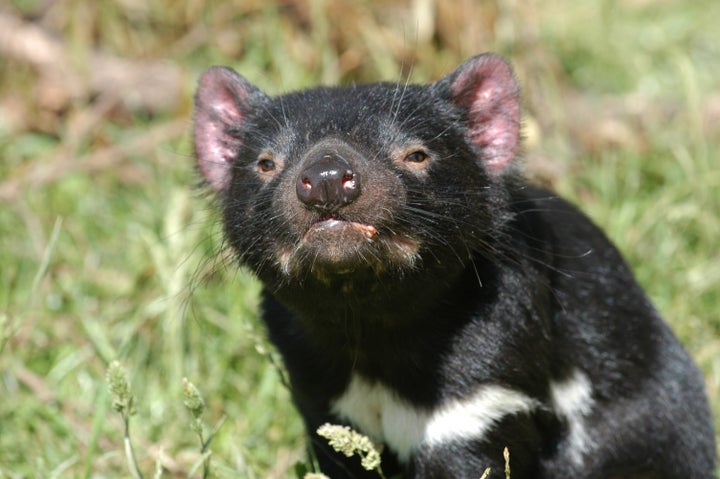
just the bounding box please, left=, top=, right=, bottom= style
left=275, top=212, right=420, bottom=278
left=304, top=215, right=378, bottom=241
left=293, top=214, right=381, bottom=272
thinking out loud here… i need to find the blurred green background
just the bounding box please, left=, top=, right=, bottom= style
left=1, top=0, right=718, bottom=477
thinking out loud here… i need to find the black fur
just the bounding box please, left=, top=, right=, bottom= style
left=193, top=54, right=716, bottom=478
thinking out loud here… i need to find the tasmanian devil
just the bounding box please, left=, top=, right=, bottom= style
left=192, top=54, right=716, bottom=478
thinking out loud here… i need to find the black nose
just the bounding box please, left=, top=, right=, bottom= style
left=296, top=154, right=361, bottom=211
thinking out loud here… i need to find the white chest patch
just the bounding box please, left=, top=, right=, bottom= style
left=330, top=374, right=540, bottom=463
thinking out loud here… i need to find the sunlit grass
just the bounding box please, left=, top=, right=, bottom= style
left=0, top=0, right=718, bottom=477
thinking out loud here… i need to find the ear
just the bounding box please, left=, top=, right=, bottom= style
left=193, top=66, right=268, bottom=190
left=436, top=54, right=521, bottom=174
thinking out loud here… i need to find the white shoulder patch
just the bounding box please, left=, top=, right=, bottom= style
left=424, top=386, right=540, bottom=447
left=549, top=369, right=595, bottom=466
left=331, top=374, right=540, bottom=463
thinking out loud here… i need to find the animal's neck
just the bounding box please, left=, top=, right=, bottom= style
left=271, top=257, right=498, bottom=357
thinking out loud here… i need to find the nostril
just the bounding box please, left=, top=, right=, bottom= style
left=342, top=171, right=359, bottom=195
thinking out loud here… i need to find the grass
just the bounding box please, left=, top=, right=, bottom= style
left=1, top=0, right=718, bottom=477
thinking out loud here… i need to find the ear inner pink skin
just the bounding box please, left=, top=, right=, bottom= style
left=450, top=55, right=520, bottom=175
left=194, top=67, right=251, bottom=191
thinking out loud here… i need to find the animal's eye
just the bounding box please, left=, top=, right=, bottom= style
left=404, top=151, right=429, bottom=164
left=393, top=146, right=431, bottom=174
left=256, top=152, right=277, bottom=175
left=257, top=158, right=276, bottom=172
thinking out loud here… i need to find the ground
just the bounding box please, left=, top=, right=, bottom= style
left=0, top=1, right=718, bottom=477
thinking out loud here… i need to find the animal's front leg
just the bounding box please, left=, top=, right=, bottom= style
left=407, top=413, right=548, bottom=479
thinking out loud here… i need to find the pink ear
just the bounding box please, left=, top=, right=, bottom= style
left=193, top=67, right=265, bottom=190
left=444, top=54, right=521, bottom=174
